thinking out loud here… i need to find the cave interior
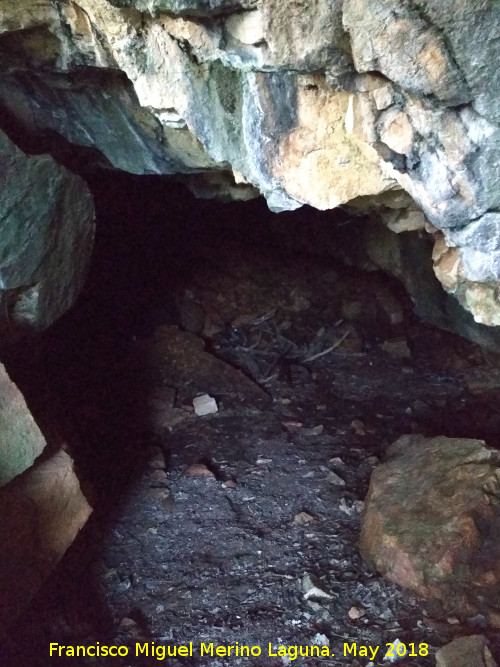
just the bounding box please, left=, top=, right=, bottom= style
left=2, top=169, right=500, bottom=665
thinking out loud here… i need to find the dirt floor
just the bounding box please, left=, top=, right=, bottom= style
left=2, top=175, right=500, bottom=666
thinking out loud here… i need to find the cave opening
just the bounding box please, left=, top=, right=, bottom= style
left=3, top=171, right=500, bottom=666
left=2, top=0, right=500, bottom=659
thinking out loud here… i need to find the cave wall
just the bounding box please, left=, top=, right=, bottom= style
left=0, top=0, right=499, bottom=330
left=0, top=129, right=94, bottom=333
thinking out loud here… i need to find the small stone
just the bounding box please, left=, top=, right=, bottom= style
left=348, top=606, right=365, bottom=620
left=118, top=617, right=137, bottom=631
left=148, top=449, right=166, bottom=470
left=383, top=638, right=406, bottom=663
left=381, top=338, right=411, bottom=359
left=225, top=9, right=265, bottom=45
left=312, top=634, right=329, bottom=646
left=185, top=463, right=215, bottom=478
left=326, top=471, right=346, bottom=486
left=351, top=419, right=366, bottom=436
left=282, top=421, right=303, bottom=430
left=302, top=573, right=333, bottom=601
left=432, top=236, right=462, bottom=292
left=222, top=479, right=237, bottom=489
left=149, top=469, right=167, bottom=482
left=353, top=500, right=365, bottom=513
left=488, top=608, right=500, bottom=629
left=364, top=456, right=379, bottom=467
left=294, top=511, right=315, bottom=525
left=378, top=109, right=414, bottom=155
left=149, top=488, right=175, bottom=509
left=306, top=600, right=323, bottom=611
left=301, top=424, right=324, bottom=436
left=193, top=394, right=218, bottom=416
left=148, top=405, right=189, bottom=431
left=328, top=457, right=345, bottom=467
left=388, top=209, right=426, bottom=233
left=339, top=498, right=355, bottom=515
left=372, top=83, right=395, bottom=110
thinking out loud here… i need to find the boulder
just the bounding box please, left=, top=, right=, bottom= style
left=0, top=363, right=46, bottom=486
left=360, top=435, right=500, bottom=622
left=0, top=130, right=95, bottom=335
left=0, top=449, right=92, bottom=628
left=435, top=635, right=497, bottom=667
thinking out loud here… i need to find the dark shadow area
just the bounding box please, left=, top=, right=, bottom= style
left=2, top=172, right=500, bottom=666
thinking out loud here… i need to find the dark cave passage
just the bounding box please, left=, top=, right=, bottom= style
left=3, top=172, right=500, bottom=666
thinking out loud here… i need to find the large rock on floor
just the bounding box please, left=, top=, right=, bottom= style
left=360, top=435, right=500, bottom=623
left=0, top=449, right=92, bottom=628
left=0, top=359, right=92, bottom=627
left=0, top=363, right=46, bottom=486
left=435, top=635, right=497, bottom=667
left=135, top=325, right=271, bottom=409
left=0, top=130, right=95, bottom=335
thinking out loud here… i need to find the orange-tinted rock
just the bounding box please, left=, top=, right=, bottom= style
left=0, top=449, right=92, bottom=628
left=360, top=435, right=500, bottom=621
left=435, top=635, right=497, bottom=667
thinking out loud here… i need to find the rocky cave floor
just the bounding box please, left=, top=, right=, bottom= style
left=3, top=177, right=500, bottom=666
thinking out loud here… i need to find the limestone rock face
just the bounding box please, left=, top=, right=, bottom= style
left=0, top=363, right=46, bottom=487
left=360, top=435, right=500, bottom=623
left=106, top=0, right=254, bottom=15
left=0, top=130, right=95, bottom=334
left=0, top=0, right=499, bottom=323
left=343, top=0, right=470, bottom=105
